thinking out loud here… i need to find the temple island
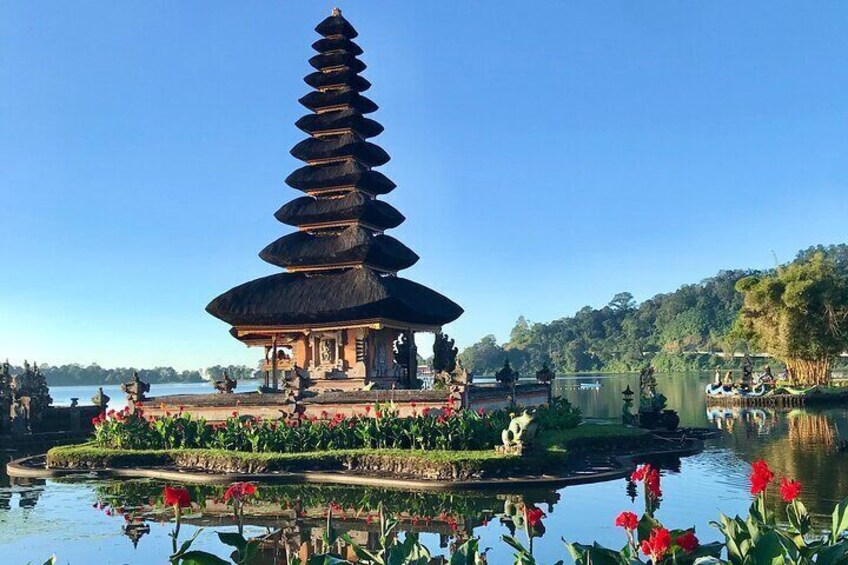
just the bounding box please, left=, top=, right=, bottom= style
left=140, top=9, right=550, bottom=422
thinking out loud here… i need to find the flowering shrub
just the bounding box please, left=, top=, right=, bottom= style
left=91, top=399, right=581, bottom=453
left=93, top=406, right=212, bottom=450
left=567, top=459, right=848, bottom=565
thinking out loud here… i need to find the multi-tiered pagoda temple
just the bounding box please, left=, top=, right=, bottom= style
left=207, top=9, right=463, bottom=393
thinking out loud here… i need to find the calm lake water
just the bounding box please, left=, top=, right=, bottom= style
left=3, top=373, right=848, bottom=564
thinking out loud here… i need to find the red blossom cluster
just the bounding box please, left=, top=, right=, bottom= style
left=614, top=511, right=639, bottom=531
left=675, top=530, right=699, bottom=553
left=750, top=459, right=775, bottom=495
left=780, top=477, right=802, bottom=502
left=91, top=405, right=134, bottom=426
left=640, top=527, right=671, bottom=561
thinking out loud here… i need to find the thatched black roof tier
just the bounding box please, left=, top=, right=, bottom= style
left=304, top=69, right=371, bottom=92
left=290, top=133, right=389, bottom=166
left=274, top=193, right=404, bottom=229
left=259, top=227, right=418, bottom=271
left=295, top=109, right=383, bottom=138
left=206, top=268, right=463, bottom=328
left=315, top=11, right=358, bottom=39
left=207, top=10, right=463, bottom=338
left=312, top=37, right=363, bottom=56
left=286, top=161, right=396, bottom=195
left=309, top=52, right=366, bottom=73
left=299, top=90, right=378, bottom=114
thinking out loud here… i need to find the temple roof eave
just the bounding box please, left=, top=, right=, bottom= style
left=232, top=317, right=447, bottom=344
left=206, top=269, right=463, bottom=329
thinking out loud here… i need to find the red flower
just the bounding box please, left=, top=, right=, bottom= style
left=526, top=507, right=545, bottom=527
left=750, top=460, right=774, bottom=495
left=675, top=530, right=699, bottom=553
left=631, top=464, right=651, bottom=482
left=640, top=527, right=671, bottom=562
left=780, top=477, right=802, bottom=502
left=365, top=406, right=372, bottom=414
left=477, top=407, right=486, bottom=416
left=163, top=486, right=191, bottom=508
left=410, top=402, right=417, bottom=408
left=223, top=482, right=257, bottom=503
left=231, top=411, right=238, bottom=418
left=375, top=410, right=383, bottom=419
left=614, top=511, right=639, bottom=531
left=422, top=407, right=432, bottom=417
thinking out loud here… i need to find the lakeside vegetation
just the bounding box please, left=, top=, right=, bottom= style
left=3, top=363, right=257, bottom=386
left=460, top=244, right=848, bottom=376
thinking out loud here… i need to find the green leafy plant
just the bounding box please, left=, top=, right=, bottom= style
left=92, top=400, right=580, bottom=454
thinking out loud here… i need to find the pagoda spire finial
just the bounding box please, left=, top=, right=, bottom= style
left=332, top=7, right=342, bottom=16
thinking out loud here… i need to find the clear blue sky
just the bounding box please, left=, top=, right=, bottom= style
left=2, top=2, right=847, bottom=371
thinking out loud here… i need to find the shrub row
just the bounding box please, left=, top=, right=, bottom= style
left=91, top=398, right=581, bottom=453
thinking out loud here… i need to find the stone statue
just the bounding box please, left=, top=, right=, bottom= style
left=278, top=365, right=306, bottom=419
left=91, top=387, right=110, bottom=413
left=432, top=332, right=458, bottom=374
left=213, top=371, right=237, bottom=394
left=495, top=358, right=518, bottom=388
left=535, top=363, right=554, bottom=385
left=498, top=410, right=538, bottom=455
left=10, top=398, right=30, bottom=434
left=121, top=372, right=150, bottom=403
left=0, top=361, right=12, bottom=431
left=11, top=361, right=52, bottom=427
left=447, top=358, right=470, bottom=406
left=392, top=332, right=420, bottom=388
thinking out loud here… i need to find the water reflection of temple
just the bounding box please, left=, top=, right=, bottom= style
left=93, top=481, right=560, bottom=560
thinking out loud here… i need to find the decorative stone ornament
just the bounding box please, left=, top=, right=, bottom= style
left=498, top=410, right=538, bottom=455
left=213, top=371, right=237, bottom=394
left=121, top=372, right=150, bottom=403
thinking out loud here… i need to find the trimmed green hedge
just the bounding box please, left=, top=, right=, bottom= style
left=46, top=443, right=538, bottom=480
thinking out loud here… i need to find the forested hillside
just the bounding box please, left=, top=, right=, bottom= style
left=3, top=363, right=258, bottom=386
left=459, top=244, right=848, bottom=375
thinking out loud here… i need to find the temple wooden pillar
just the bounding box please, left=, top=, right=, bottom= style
left=271, top=335, right=279, bottom=390
left=263, top=346, right=271, bottom=388
left=406, top=330, right=416, bottom=388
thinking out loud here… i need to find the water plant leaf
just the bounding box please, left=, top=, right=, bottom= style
left=747, top=531, right=785, bottom=565
left=178, top=550, right=231, bottom=565
left=217, top=532, right=247, bottom=551
left=831, top=496, right=848, bottom=542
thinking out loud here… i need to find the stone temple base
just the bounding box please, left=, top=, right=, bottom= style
left=137, top=383, right=551, bottom=422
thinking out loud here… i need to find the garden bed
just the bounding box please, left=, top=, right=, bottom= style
left=44, top=443, right=566, bottom=481
left=41, top=423, right=658, bottom=483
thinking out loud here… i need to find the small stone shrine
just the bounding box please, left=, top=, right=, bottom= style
left=121, top=372, right=150, bottom=403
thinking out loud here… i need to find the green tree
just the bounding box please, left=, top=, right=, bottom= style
left=735, top=252, right=848, bottom=385
left=458, top=335, right=505, bottom=375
